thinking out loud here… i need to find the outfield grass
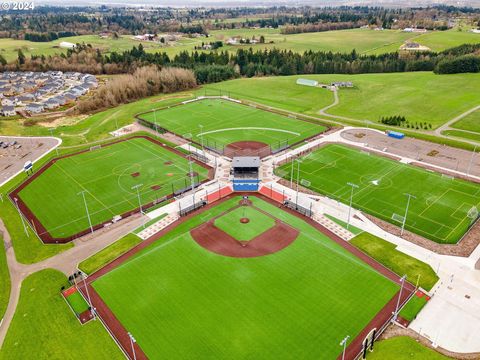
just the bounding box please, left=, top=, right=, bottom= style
left=399, top=295, right=428, bottom=322
left=277, top=144, right=480, bottom=244
left=350, top=233, right=438, bottom=291
left=0, top=269, right=122, bottom=360
left=204, top=73, right=480, bottom=129
left=92, top=196, right=398, bottom=359
left=78, top=233, right=142, bottom=275
left=368, top=336, right=449, bottom=360
left=443, top=130, right=480, bottom=143
left=214, top=206, right=275, bottom=241
left=139, top=98, right=326, bottom=150
left=17, top=136, right=209, bottom=239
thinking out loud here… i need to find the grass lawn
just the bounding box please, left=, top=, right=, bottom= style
left=214, top=206, right=275, bottom=241
left=139, top=98, right=326, bottom=150
left=0, top=236, right=10, bottom=320
left=277, top=144, right=480, bottom=244
left=324, top=214, right=363, bottom=235
left=350, top=233, right=438, bottom=291
left=368, top=336, right=450, bottom=360
left=451, top=109, right=480, bottom=133
left=443, top=130, right=480, bottom=143
left=78, top=233, right=142, bottom=275
left=415, top=29, right=480, bottom=52
left=65, top=290, right=90, bottom=315
left=203, top=73, right=480, bottom=129
left=92, top=196, right=398, bottom=359
left=17, top=136, right=209, bottom=239
left=399, top=294, right=428, bottom=322
left=0, top=269, right=122, bottom=360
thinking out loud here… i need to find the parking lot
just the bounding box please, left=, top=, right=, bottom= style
left=0, top=136, right=60, bottom=187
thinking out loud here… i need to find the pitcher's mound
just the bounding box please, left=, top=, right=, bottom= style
left=240, top=218, right=250, bottom=224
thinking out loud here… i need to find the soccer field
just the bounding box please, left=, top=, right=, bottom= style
left=277, top=144, right=480, bottom=244
left=91, top=196, right=399, bottom=359
left=14, top=136, right=210, bottom=241
left=139, top=98, right=326, bottom=151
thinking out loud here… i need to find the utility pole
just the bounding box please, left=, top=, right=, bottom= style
left=295, top=158, right=301, bottom=209
left=340, top=335, right=350, bottom=360
left=199, top=124, right=204, bottom=154
left=346, top=182, right=359, bottom=230
left=78, top=191, right=94, bottom=234
left=14, top=197, right=29, bottom=237
left=393, top=275, right=407, bottom=321
left=401, top=193, right=416, bottom=235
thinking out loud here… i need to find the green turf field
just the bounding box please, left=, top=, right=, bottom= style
left=276, top=144, right=480, bottom=244
left=139, top=98, right=326, bottom=151
left=92, top=196, right=398, bottom=359
left=214, top=206, right=275, bottom=241
left=65, top=291, right=90, bottom=315
left=203, top=73, right=480, bottom=129
left=17, top=137, right=209, bottom=239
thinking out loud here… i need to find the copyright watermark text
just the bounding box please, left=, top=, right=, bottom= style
left=1, top=2, right=35, bottom=10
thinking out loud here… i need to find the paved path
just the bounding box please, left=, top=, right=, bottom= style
left=435, top=104, right=480, bottom=136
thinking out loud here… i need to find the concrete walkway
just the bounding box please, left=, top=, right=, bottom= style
left=435, top=104, right=480, bottom=136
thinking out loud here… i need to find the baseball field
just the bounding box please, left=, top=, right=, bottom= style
left=138, top=98, right=327, bottom=152
left=276, top=144, right=480, bottom=244
left=13, top=136, right=210, bottom=241
left=89, top=195, right=402, bottom=359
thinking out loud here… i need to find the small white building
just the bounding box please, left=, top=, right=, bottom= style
left=59, top=41, right=76, bottom=49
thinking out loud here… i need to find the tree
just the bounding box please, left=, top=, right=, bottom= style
left=17, top=49, right=25, bottom=65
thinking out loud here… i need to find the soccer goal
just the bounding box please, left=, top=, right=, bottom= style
left=391, top=213, right=405, bottom=224
left=441, top=174, right=454, bottom=180
left=467, top=206, right=479, bottom=225
left=90, top=145, right=102, bottom=151
left=300, top=179, right=311, bottom=187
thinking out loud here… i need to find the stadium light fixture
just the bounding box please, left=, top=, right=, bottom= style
left=401, top=193, right=416, bottom=235
left=295, top=158, right=302, bottom=209
left=153, top=109, right=159, bottom=134
left=82, top=273, right=96, bottom=320
left=77, top=191, right=93, bottom=234
left=131, top=184, right=144, bottom=214
left=346, top=182, right=359, bottom=230
left=128, top=332, right=137, bottom=360
left=340, top=335, right=350, bottom=360
left=393, top=274, right=407, bottom=321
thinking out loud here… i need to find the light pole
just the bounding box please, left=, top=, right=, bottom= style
left=393, top=274, right=407, bottom=321
left=199, top=124, right=204, bottom=154
left=49, top=128, right=59, bottom=156
left=467, top=145, right=477, bottom=177
left=290, top=156, right=295, bottom=188
left=401, top=193, right=416, bottom=235
left=131, top=184, right=143, bottom=214
left=295, top=158, right=302, bottom=209
left=153, top=109, right=159, bottom=134
left=340, top=335, right=350, bottom=360
left=14, top=197, right=29, bottom=237
left=82, top=274, right=95, bottom=320
left=346, top=182, right=359, bottom=230
left=78, top=191, right=93, bottom=234
left=128, top=332, right=137, bottom=360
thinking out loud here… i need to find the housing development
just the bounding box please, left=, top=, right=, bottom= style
left=0, top=3, right=480, bottom=360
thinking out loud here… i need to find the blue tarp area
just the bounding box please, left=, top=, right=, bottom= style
left=387, top=131, right=405, bottom=139
left=233, top=179, right=260, bottom=191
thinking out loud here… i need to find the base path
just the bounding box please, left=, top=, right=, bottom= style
left=191, top=218, right=299, bottom=258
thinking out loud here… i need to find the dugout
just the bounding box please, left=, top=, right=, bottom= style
left=232, top=156, right=260, bottom=191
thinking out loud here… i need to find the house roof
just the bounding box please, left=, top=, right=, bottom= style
left=232, top=156, right=261, bottom=168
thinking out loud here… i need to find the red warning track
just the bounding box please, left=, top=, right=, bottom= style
left=79, top=192, right=415, bottom=360
left=8, top=135, right=214, bottom=244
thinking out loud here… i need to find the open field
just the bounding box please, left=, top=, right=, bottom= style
left=0, top=235, right=10, bottom=320
left=16, top=136, right=209, bottom=240
left=139, top=98, right=327, bottom=150
left=0, top=269, right=122, bottom=360
left=369, top=336, right=449, bottom=360
left=92, top=195, right=399, bottom=359
left=350, top=233, right=438, bottom=291
left=451, top=109, right=480, bottom=133
left=443, top=130, right=480, bottom=143
left=2, top=28, right=478, bottom=62
left=203, top=73, right=480, bottom=129
left=276, top=144, right=480, bottom=244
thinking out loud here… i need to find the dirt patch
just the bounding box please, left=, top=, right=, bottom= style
left=166, top=173, right=174, bottom=177
left=240, top=218, right=250, bottom=224
left=187, top=171, right=199, bottom=177
left=427, top=150, right=439, bottom=157
left=151, top=185, right=161, bottom=191
left=224, top=141, right=271, bottom=158
left=164, top=161, right=173, bottom=165
left=191, top=218, right=298, bottom=258
left=354, top=132, right=366, bottom=138
left=131, top=172, right=140, bottom=177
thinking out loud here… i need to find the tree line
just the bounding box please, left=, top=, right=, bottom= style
left=24, top=31, right=77, bottom=42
